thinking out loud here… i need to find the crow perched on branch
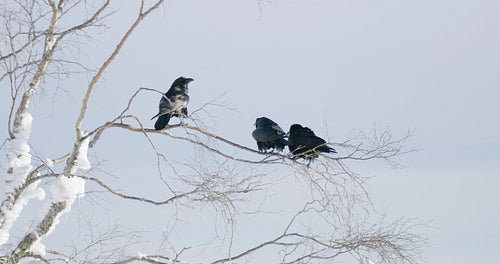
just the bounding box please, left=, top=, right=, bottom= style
left=252, top=117, right=288, bottom=152
left=151, top=76, right=193, bottom=130
left=287, top=124, right=336, bottom=160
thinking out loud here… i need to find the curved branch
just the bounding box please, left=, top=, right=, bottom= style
left=74, top=0, right=164, bottom=138
left=108, top=122, right=284, bottom=164
left=113, top=255, right=178, bottom=264
left=79, top=176, right=198, bottom=206
left=58, top=0, right=111, bottom=37
left=210, top=201, right=424, bottom=264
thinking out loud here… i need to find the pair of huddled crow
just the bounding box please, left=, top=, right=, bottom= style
left=252, top=117, right=336, bottom=160
left=151, top=77, right=335, bottom=161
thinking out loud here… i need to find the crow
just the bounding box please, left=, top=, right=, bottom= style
left=151, top=76, right=193, bottom=130
left=252, top=117, right=288, bottom=152
left=287, top=124, right=336, bottom=160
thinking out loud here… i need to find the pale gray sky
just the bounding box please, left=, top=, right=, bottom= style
left=1, top=0, right=499, bottom=263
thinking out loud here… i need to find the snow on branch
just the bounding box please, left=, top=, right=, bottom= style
left=5, top=112, right=33, bottom=189
left=2, top=1, right=169, bottom=262
left=70, top=131, right=91, bottom=174
left=1, top=113, right=45, bottom=246
left=26, top=130, right=89, bottom=257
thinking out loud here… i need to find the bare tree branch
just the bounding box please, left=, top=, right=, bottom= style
left=80, top=175, right=200, bottom=206
left=1, top=1, right=168, bottom=262
left=74, top=0, right=163, bottom=139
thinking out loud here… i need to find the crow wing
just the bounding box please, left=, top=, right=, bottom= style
left=152, top=93, right=189, bottom=119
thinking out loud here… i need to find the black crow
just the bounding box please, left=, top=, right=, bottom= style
left=252, top=117, right=288, bottom=152
left=287, top=124, right=336, bottom=160
left=151, top=76, right=193, bottom=130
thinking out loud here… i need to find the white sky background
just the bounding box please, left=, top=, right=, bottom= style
left=1, top=0, right=500, bottom=263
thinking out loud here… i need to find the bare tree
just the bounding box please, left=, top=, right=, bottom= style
left=0, top=1, right=425, bottom=264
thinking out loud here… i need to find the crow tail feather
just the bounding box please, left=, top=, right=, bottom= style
left=154, top=114, right=171, bottom=130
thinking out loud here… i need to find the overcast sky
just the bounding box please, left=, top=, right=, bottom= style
left=1, top=0, right=500, bottom=263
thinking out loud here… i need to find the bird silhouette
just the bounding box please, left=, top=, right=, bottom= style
left=252, top=117, right=288, bottom=152
left=151, top=76, right=193, bottom=130
left=287, top=124, right=336, bottom=160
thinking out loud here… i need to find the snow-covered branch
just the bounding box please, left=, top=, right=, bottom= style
left=0, top=112, right=45, bottom=246
left=1, top=1, right=167, bottom=262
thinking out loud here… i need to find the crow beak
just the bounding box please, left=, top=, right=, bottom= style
left=185, top=78, right=194, bottom=83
